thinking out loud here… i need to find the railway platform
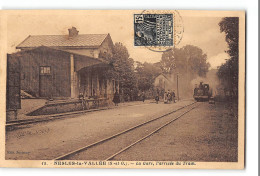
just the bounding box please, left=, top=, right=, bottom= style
left=6, top=99, right=161, bottom=123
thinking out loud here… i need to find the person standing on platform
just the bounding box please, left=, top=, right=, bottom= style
left=155, top=92, right=159, bottom=104
left=164, top=92, right=168, bottom=104
left=172, top=90, right=176, bottom=103
left=113, top=89, right=120, bottom=106
left=141, top=91, right=145, bottom=102
left=167, top=90, right=172, bottom=103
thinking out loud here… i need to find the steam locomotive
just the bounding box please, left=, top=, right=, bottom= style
left=193, top=82, right=212, bottom=101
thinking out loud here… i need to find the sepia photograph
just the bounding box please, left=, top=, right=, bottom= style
left=0, top=10, right=245, bottom=169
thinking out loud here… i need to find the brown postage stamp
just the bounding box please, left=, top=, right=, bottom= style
left=0, top=10, right=245, bottom=169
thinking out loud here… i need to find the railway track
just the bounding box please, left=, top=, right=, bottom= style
left=5, top=108, right=107, bottom=130
left=54, top=101, right=199, bottom=160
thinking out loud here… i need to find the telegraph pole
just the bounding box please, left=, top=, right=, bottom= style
left=177, top=73, right=179, bottom=101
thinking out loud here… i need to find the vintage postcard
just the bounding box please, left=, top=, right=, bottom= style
left=0, top=10, right=245, bottom=169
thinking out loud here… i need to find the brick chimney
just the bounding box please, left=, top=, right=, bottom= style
left=68, top=27, right=79, bottom=38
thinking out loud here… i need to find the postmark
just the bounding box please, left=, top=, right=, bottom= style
left=134, top=10, right=184, bottom=52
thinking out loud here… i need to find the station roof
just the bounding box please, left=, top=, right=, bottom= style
left=16, top=34, right=109, bottom=49
left=10, top=46, right=111, bottom=72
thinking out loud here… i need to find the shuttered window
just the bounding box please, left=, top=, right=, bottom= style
left=40, top=66, right=51, bottom=75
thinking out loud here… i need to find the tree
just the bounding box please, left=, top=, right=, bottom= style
left=160, top=49, right=176, bottom=74
left=160, top=45, right=210, bottom=78
left=219, top=17, right=239, bottom=59
left=177, top=45, right=210, bottom=78
left=99, top=42, right=137, bottom=99
left=217, top=17, right=239, bottom=98
left=135, top=61, right=161, bottom=91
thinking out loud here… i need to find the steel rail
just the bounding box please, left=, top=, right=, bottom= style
left=105, top=104, right=199, bottom=160
left=54, top=101, right=197, bottom=160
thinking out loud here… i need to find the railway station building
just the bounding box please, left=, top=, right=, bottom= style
left=154, top=73, right=175, bottom=92
left=8, top=27, right=119, bottom=101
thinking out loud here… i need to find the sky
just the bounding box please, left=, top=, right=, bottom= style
left=6, top=10, right=229, bottom=69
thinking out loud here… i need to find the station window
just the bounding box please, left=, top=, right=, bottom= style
left=40, top=66, right=51, bottom=75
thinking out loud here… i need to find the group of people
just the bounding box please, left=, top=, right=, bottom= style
left=113, top=89, right=176, bottom=106
left=155, top=90, right=176, bottom=104
left=165, top=90, right=176, bottom=104
left=113, top=90, right=146, bottom=106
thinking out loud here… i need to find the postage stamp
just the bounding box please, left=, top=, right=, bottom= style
left=134, top=14, right=174, bottom=46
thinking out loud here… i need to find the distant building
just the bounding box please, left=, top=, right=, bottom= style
left=8, top=27, right=118, bottom=100
left=154, top=73, right=175, bottom=92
